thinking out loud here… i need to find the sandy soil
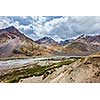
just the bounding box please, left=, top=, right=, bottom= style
left=19, top=76, right=43, bottom=83
left=19, top=55, right=100, bottom=83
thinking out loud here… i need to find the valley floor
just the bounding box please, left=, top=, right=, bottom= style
left=0, top=56, right=76, bottom=83
left=0, top=55, right=100, bottom=83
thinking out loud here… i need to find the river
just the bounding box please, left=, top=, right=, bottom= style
left=0, top=56, right=81, bottom=69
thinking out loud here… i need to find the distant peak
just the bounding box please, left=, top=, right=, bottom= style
left=42, top=36, right=53, bottom=40
left=36, top=36, right=58, bottom=44
left=76, top=34, right=86, bottom=40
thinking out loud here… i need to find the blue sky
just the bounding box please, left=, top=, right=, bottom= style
left=0, top=16, right=100, bottom=42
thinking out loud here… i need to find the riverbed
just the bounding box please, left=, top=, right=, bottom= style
left=0, top=56, right=81, bottom=69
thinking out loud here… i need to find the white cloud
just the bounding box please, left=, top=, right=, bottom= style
left=43, top=16, right=100, bottom=40
left=0, top=16, right=100, bottom=41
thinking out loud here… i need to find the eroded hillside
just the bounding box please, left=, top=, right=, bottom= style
left=20, top=54, right=100, bottom=83
left=43, top=55, right=100, bottom=83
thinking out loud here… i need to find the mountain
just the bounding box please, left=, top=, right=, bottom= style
left=59, top=40, right=70, bottom=46
left=64, top=34, right=100, bottom=56
left=82, top=35, right=100, bottom=43
left=35, top=37, right=66, bottom=55
left=32, top=34, right=100, bottom=56
left=35, top=37, right=58, bottom=45
left=0, top=26, right=24, bottom=38
left=59, top=39, right=73, bottom=46
left=0, top=26, right=52, bottom=57
left=1, top=26, right=100, bottom=58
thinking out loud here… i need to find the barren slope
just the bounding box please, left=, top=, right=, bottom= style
left=0, top=26, right=53, bottom=57
left=43, top=54, right=100, bottom=83
left=64, top=35, right=100, bottom=56
left=20, top=54, right=100, bottom=83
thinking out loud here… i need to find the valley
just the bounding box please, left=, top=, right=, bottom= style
left=0, top=56, right=77, bottom=82
left=0, top=26, right=100, bottom=83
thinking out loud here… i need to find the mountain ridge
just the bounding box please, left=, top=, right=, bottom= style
left=0, top=26, right=100, bottom=57
left=0, top=26, right=53, bottom=57
left=35, top=36, right=59, bottom=45
left=64, top=34, right=100, bottom=56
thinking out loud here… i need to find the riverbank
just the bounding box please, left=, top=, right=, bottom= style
left=0, top=58, right=76, bottom=83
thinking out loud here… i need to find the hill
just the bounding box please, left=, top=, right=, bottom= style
left=36, top=37, right=66, bottom=55
left=0, top=26, right=52, bottom=57
left=64, top=34, right=100, bottom=56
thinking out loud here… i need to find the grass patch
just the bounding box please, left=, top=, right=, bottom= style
left=0, top=59, right=77, bottom=83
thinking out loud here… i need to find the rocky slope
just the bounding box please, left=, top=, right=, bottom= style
left=64, top=34, right=100, bottom=56
left=59, top=39, right=73, bottom=46
left=35, top=37, right=58, bottom=45
left=43, top=55, right=100, bottom=83
left=1, top=26, right=100, bottom=57
left=0, top=26, right=52, bottom=57
left=20, top=54, right=100, bottom=83
left=35, top=37, right=66, bottom=55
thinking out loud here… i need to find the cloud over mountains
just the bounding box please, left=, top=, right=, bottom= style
left=0, top=16, right=100, bottom=41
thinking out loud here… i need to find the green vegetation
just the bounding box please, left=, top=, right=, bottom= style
left=53, top=60, right=76, bottom=68
left=0, top=59, right=76, bottom=83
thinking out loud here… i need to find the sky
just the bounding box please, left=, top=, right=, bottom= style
left=0, top=16, right=100, bottom=42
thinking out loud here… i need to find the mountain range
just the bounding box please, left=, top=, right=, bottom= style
left=35, top=37, right=58, bottom=45
left=0, top=26, right=100, bottom=57
left=64, top=34, right=100, bottom=56
left=0, top=26, right=54, bottom=57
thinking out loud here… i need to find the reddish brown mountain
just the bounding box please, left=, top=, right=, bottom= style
left=0, top=26, right=52, bottom=57
left=35, top=37, right=66, bottom=55
left=64, top=34, right=100, bottom=56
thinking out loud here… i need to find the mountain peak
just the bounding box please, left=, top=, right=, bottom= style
left=4, top=26, right=19, bottom=32
left=41, top=36, right=54, bottom=40
left=7, top=26, right=16, bottom=29
left=76, top=34, right=85, bottom=40
left=35, top=36, right=58, bottom=45
left=0, top=26, right=24, bottom=38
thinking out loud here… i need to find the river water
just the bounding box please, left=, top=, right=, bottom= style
left=0, top=56, right=81, bottom=69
